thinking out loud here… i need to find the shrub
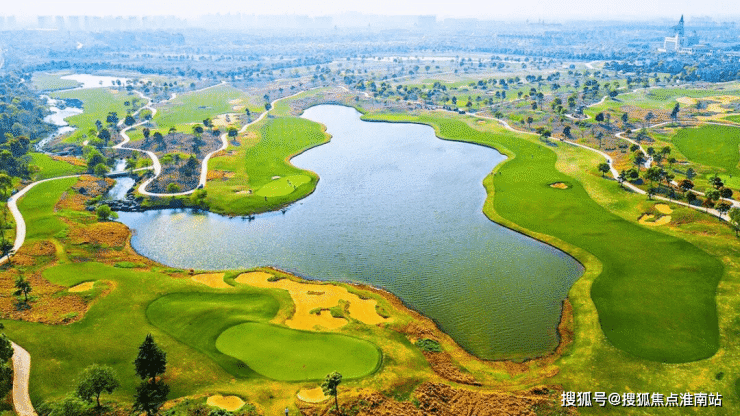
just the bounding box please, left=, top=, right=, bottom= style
left=415, top=338, right=443, bottom=353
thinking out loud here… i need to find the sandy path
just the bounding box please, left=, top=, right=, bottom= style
left=11, top=342, right=36, bottom=416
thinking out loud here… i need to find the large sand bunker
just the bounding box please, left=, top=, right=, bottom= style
left=206, top=395, right=244, bottom=411
left=68, top=281, right=95, bottom=292
left=297, top=387, right=329, bottom=403
left=678, top=95, right=740, bottom=121
left=654, top=204, right=673, bottom=215
left=191, top=273, right=231, bottom=289
left=235, top=272, right=389, bottom=331
left=638, top=214, right=672, bottom=226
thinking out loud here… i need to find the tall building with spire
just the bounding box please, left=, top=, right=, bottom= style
left=659, top=15, right=704, bottom=53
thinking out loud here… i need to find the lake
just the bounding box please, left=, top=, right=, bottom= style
left=117, top=105, right=583, bottom=360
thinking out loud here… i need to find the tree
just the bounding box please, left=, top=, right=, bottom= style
left=192, top=125, right=204, bottom=137
left=133, top=380, right=169, bottom=416
left=134, top=334, right=167, bottom=382
left=265, top=102, right=272, bottom=111
left=644, top=111, right=654, bottom=128
left=142, top=127, right=151, bottom=140
left=598, top=162, right=610, bottom=177
left=717, top=202, right=732, bottom=217
left=595, top=112, right=605, bottom=123
left=621, top=113, right=629, bottom=125
left=644, top=166, right=664, bottom=198
left=52, top=395, right=91, bottom=416
left=633, top=150, right=646, bottom=171
left=526, top=116, right=533, bottom=128
left=0, top=334, right=13, bottom=399
left=729, top=208, right=740, bottom=236
left=96, top=205, right=117, bottom=221
left=322, top=372, right=342, bottom=414
left=686, top=167, right=697, bottom=180
left=124, top=115, right=136, bottom=127
left=679, top=179, right=694, bottom=196
left=227, top=127, right=238, bottom=139
left=106, top=112, right=119, bottom=127
left=94, top=163, right=110, bottom=177
left=14, top=275, right=31, bottom=303
left=166, top=183, right=181, bottom=193
left=711, top=175, right=724, bottom=190
left=562, top=125, right=571, bottom=138
left=77, top=364, right=120, bottom=408
left=670, top=103, right=680, bottom=122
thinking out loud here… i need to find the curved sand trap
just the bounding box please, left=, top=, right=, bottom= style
left=639, top=214, right=672, bottom=226
left=206, top=395, right=244, bottom=411
left=69, top=281, right=94, bottom=292
left=654, top=204, right=673, bottom=214
left=550, top=182, right=569, bottom=189
left=192, top=273, right=231, bottom=289
left=235, top=272, right=389, bottom=330
left=297, top=387, right=329, bottom=403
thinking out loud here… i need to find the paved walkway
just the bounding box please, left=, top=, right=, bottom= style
left=11, top=343, right=35, bottom=416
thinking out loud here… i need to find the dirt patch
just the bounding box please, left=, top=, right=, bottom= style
left=68, top=281, right=95, bottom=292
left=212, top=113, right=240, bottom=128
left=422, top=351, right=478, bottom=385
left=191, top=273, right=230, bottom=289
left=654, top=203, right=673, bottom=214
left=0, top=268, right=106, bottom=325
left=297, top=387, right=329, bottom=403
left=27, top=240, right=56, bottom=256
left=228, top=99, right=243, bottom=105
left=206, top=395, right=244, bottom=411
left=639, top=214, right=672, bottom=226
left=51, top=155, right=86, bottom=167
left=235, top=272, right=389, bottom=330
left=549, top=182, right=569, bottom=189
left=207, top=170, right=236, bottom=181
left=67, top=221, right=130, bottom=248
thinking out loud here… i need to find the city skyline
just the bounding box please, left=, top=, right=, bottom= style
left=1, top=0, right=738, bottom=22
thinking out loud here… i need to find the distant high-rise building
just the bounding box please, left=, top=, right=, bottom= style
left=659, top=15, right=704, bottom=54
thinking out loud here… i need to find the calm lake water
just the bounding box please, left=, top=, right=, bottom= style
left=117, top=105, right=583, bottom=360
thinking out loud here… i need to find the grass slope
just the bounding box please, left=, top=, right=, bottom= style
left=673, top=125, right=740, bottom=175
left=50, top=88, right=134, bottom=143
left=153, top=84, right=257, bottom=128
left=364, top=112, right=723, bottom=363
left=29, top=153, right=85, bottom=180
left=146, top=293, right=280, bottom=378
left=216, top=322, right=381, bottom=381
left=207, top=116, right=329, bottom=215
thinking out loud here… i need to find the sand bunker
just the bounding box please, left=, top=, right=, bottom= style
left=206, top=395, right=244, bottom=411
left=638, top=214, right=672, bottom=226
left=212, top=113, right=240, bottom=128
left=191, top=273, right=231, bottom=289
left=654, top=204, right=673, bottom=214
left=235, top=272, right=389, bottom=330
left=679, top=95, right=740, bottom=121
left=228, top=99, right=243, bottom=105
left=297, top=387, right=329, bottom=403
left=68, top=282, right=94, bottom=292
left=550, top=182, right=569, bottom=189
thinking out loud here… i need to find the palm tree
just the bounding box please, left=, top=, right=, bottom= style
left=14, top=276, right=31, bottom=303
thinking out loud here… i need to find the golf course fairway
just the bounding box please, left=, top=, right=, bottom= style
left=215, top=322, right=382, bottom=381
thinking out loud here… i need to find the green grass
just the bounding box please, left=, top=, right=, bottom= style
left=207, top=116, right=328, bottom=215
left=254, top=174, right=311, bottom=197
left=28, top=153, right=85, bottom=180
left=17, top=178, right=78, bottom=240
left=31, top=73, right=80, bottom=91
left=215, top=322, right=381, bottom=381
left=146, top=293, right=280, bottom=378
left=673, top=125, right=740, bottom=175
left=50, top=88, right=134, bottom=143
left=363, top=112, right=723, bottom=363
left=152, top=84, right=257, bottom=128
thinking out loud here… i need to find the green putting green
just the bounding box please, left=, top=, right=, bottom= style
left=147, top=293, right=280, bottom=378
left=673, top=125, right=740, bottom=175
left=255, top=174, right=311, bottom=197
left=215, top=322, right=381, bottom=381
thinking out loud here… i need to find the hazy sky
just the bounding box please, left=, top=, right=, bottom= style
left=2, top=0, right=737, bottom=21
